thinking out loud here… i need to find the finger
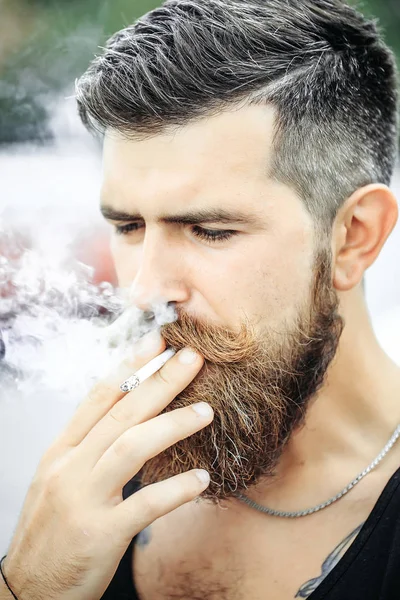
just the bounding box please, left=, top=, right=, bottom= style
left=90, top=401, right=214, bottom=497
left=114, top=348, right=205, bottom=426
left=78, top=348, right=204, bottom=467
left=114, top=469, right=210, bottom=541
left=57, top=332, right=166, bottom=448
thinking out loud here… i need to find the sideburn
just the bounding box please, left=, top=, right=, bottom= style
left=139, top=249, right=344, bottom=500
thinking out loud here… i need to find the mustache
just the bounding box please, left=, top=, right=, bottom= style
left=162, top=311, right=254, bottom=362
left=161, top=310, right=269, bottom=366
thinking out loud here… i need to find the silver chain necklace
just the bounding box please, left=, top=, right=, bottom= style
left=235, top=424, right=400, bottom=518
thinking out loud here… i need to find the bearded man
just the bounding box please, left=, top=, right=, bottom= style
left=1, top=1, right=400, bottom=600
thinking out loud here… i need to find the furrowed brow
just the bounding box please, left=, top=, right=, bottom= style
left=160, top=208, right=260, bottom=226
left=100, top=205, right=260, bottom=226
left=100, top=206, right=141, bottom=222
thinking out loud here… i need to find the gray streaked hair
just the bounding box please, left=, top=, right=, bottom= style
left=76, top=0, right=399, bottom=229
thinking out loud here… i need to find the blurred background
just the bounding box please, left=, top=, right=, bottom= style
left=0, top=0, right=400, bottom=553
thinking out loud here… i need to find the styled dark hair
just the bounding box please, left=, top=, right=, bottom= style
left=76, top=0, right=399, bottom=228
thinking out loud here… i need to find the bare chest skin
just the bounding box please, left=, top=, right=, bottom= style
left=132, top=469, right=393, bottom=600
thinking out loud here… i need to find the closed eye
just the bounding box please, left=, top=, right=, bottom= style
left=114, top=222, right=143, bottom=235
left=114, top=222, right=238, bottom=244
left=191, top=226, right=238, bottom=243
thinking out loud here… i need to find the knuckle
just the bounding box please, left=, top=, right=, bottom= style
left=135, top=492, right=160, bottom=521
left=37, top=450, right=55, bottom=474
left=38, top=439, right=69, bottom=472
left=30, top=468, right=47, bottom=493
left=108, top=401, right=133, bottom=424
left=153, top=367, right=171, bottom=386
left=166, top=410, right=186, bottom=432
left=112, top=429, right=136, bottom=459
left=41, top=456, right=70, bottom=495
left=87, top=381, right=114, bottom=406
left=45, top=467, right=64, bottom=494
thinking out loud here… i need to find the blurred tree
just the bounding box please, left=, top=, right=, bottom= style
left=0, top=0, right=398, bottom=145
left=355, top=0, right=400, bottom=57
left=0, top=0, right=160, bottom=143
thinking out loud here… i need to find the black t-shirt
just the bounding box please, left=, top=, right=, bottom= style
left=101, top=466, right=400, bottom=599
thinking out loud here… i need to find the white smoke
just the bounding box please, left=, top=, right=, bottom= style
left=0, top=98, right=177, bottom=401
left=1, top=95, right=399, bottom=404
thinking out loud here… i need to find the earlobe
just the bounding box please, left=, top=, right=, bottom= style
left=333, top=261, right=363, bottom=292
left=332, top=184, right=398, bottom=292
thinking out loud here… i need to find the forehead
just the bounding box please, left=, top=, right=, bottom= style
left=101, top=104, right=280, bottom=208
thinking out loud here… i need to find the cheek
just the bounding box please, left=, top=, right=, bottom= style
left=254, top=230, right=315, bottom=320
left=111, top=240, right=140, bottom=287
left=216, top=228, right=314, bottom=326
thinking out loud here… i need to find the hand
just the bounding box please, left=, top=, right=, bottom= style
left=2, top=335, right=213, bottom=600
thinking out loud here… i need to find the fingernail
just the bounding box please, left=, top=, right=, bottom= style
left=195, top=469, right=210, bottom=485
left=192, top=402, right=213, bottom=417
left=179, top=348, right=199, bottom=365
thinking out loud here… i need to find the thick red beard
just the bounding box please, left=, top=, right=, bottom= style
left=139, top=249, right=344, bottom=500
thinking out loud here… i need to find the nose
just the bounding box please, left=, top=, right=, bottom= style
left=130, top=229, right=190, bottom=313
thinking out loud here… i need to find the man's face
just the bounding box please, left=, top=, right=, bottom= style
left=101, top=105, right=316, bottom=332
left=100, top=105, right=343, bottom=499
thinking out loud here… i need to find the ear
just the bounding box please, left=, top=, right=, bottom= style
left=332, top=184, right=398, bottom=292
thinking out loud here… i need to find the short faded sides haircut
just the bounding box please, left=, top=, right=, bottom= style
left=76, top=0, right=399, bottom=230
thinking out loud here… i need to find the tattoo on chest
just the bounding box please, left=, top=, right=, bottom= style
left=295, top=521, right=365, bottom=598
left=137, top=525, right=152, bottom=549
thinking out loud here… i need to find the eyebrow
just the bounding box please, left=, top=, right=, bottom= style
left=100, top=205, right=261, bottom=226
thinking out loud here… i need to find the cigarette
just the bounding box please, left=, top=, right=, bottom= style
left=120, top=347, right=176, bottom=392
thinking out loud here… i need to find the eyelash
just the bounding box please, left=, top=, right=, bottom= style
left=114, top=222, right=237, bottom=243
